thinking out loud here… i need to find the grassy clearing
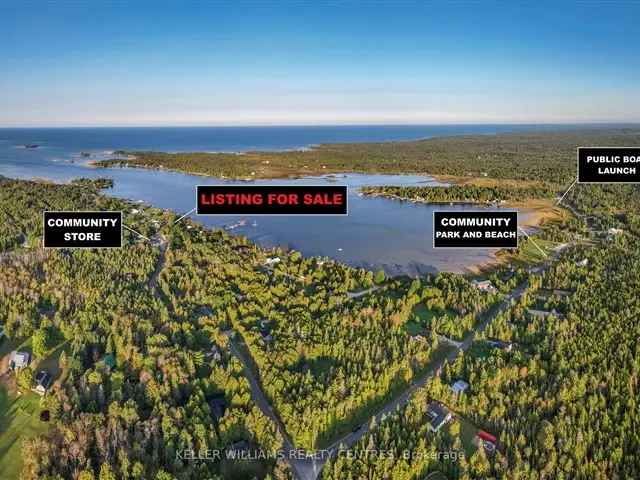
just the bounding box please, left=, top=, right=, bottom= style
left=412, top=303, right=439, bottom=323
left=457, top=416, right=480, bottom=456
left=34, top=341, right=69, bottom=382
left=0, top=387, right=48, bottom=479
left=427, top=343, right=456, bottom=367
left=495, top=236, right=557, bottom=267
left=0, top=338, right=64, bottom=478
left=515, top=237, right=556, bottom=263
left=0, top=339, right=16, bottom=359
left=0, top=337, right=31, bottom=359
left=445, top=415, right=479, bottom=457
left=404, top=320, right=425, bottom=336
left=467, top=340, right=494, bottom=359
left=406, top=304, right=457, bottom=335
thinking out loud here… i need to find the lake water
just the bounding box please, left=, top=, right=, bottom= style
left=0, top=125, right=546, bottom=275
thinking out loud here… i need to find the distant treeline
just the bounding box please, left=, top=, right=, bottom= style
left=96, top=128, right=640, bottom=183
left=361, top=184, right=557, bottom=203
left=70, top=177, right=114, bottom=189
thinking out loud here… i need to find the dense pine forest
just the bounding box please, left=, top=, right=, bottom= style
left=0, top=178, right=290, bottom=480
left=0, top=176, right=498, bottom=478
left=325, top=237, right=640, bottom=480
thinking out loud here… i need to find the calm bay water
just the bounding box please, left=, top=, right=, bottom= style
left=0, top=125, right=548, bottom=274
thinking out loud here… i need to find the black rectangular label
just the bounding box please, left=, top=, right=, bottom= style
left=43, top=211, right=122, bottom=248
left=433, top=211, right=518, bottom=248
left=197, top=185, right=348, bottom=215
left=578, top=147, right=640, bottom=183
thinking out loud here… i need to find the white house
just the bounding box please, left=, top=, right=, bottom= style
left=33, top=370, right=52, bottom=396
left=472, top=280, right=497, bottom=293
left=451, top=380, right=470, bottom=395
left=487, top=339, right=514, bottom=352
left=264, top=257, right=281, bottom=267
left=10, top=351, right=31, bottom=370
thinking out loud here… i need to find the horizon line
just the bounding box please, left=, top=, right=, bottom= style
left=2, top=121, right=640, bottom=129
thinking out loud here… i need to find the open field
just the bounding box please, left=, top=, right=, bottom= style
left=447, top=415, right=480, bottom=457
left=0, top=387, right=48, bottom=479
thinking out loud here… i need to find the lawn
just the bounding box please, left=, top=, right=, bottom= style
left=0, top=337, right=30, bottom=360
left=404, top=319, right=426, bottom=336
left=427, top=343, right=456, bottom=366
left=412, top=303, right=439, bottom=323
left=0, top=338, right=16, bottom=359
left=467, top=340, right=494, bottom=359
left=457, top=416, right=480, bottom=456
left=445, top=415, right=479, bottom=457
left=503, top=236, right=557, bottom=266
left=405, top=304, right=457, bottom=335
left=35, top=340, right=69, bottom=382
left=0, top=386, right=49, bottom=479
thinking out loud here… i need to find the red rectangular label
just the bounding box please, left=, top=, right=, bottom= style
left=197, top=185, right=348, bottom=215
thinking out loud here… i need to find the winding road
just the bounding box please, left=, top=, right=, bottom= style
left=148, top=234, right=168, bottom=295
left=223, top=198, right=595, bottom=480
left=226, top=277, right=538, bottom=480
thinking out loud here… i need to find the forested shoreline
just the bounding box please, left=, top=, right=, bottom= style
left=0, top=177, right=291, bottom=479
left=94, top=129, right=640, bottom=184
left=361, top=184, right=557, bottom=205
left=0, top=176, right=501, bottom=478
left=2, top=123, right=640, bottom=480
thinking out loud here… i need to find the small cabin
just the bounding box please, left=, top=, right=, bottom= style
left=477, top=430, right=497, bottom=454
left=264, top=257, right=281, bottom=267
left=450, top=380, right=469, bottom=395
left=34, top=370, right=52, bottom=396
left=10, top=351, right=31, bottom=370
left=527, top=308, right=562, bottom=319
left=487, top=339, right=513, bottom=352
left=471, top=280, right=497, bottom=293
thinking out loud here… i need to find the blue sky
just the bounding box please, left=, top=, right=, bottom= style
left=1, top=1, right=639, bottom=126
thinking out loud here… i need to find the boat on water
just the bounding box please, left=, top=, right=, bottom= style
left=224, top=219, right=248, bottom=230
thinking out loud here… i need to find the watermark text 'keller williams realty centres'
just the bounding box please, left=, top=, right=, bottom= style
left=176, top=447, right=466, bottom=462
